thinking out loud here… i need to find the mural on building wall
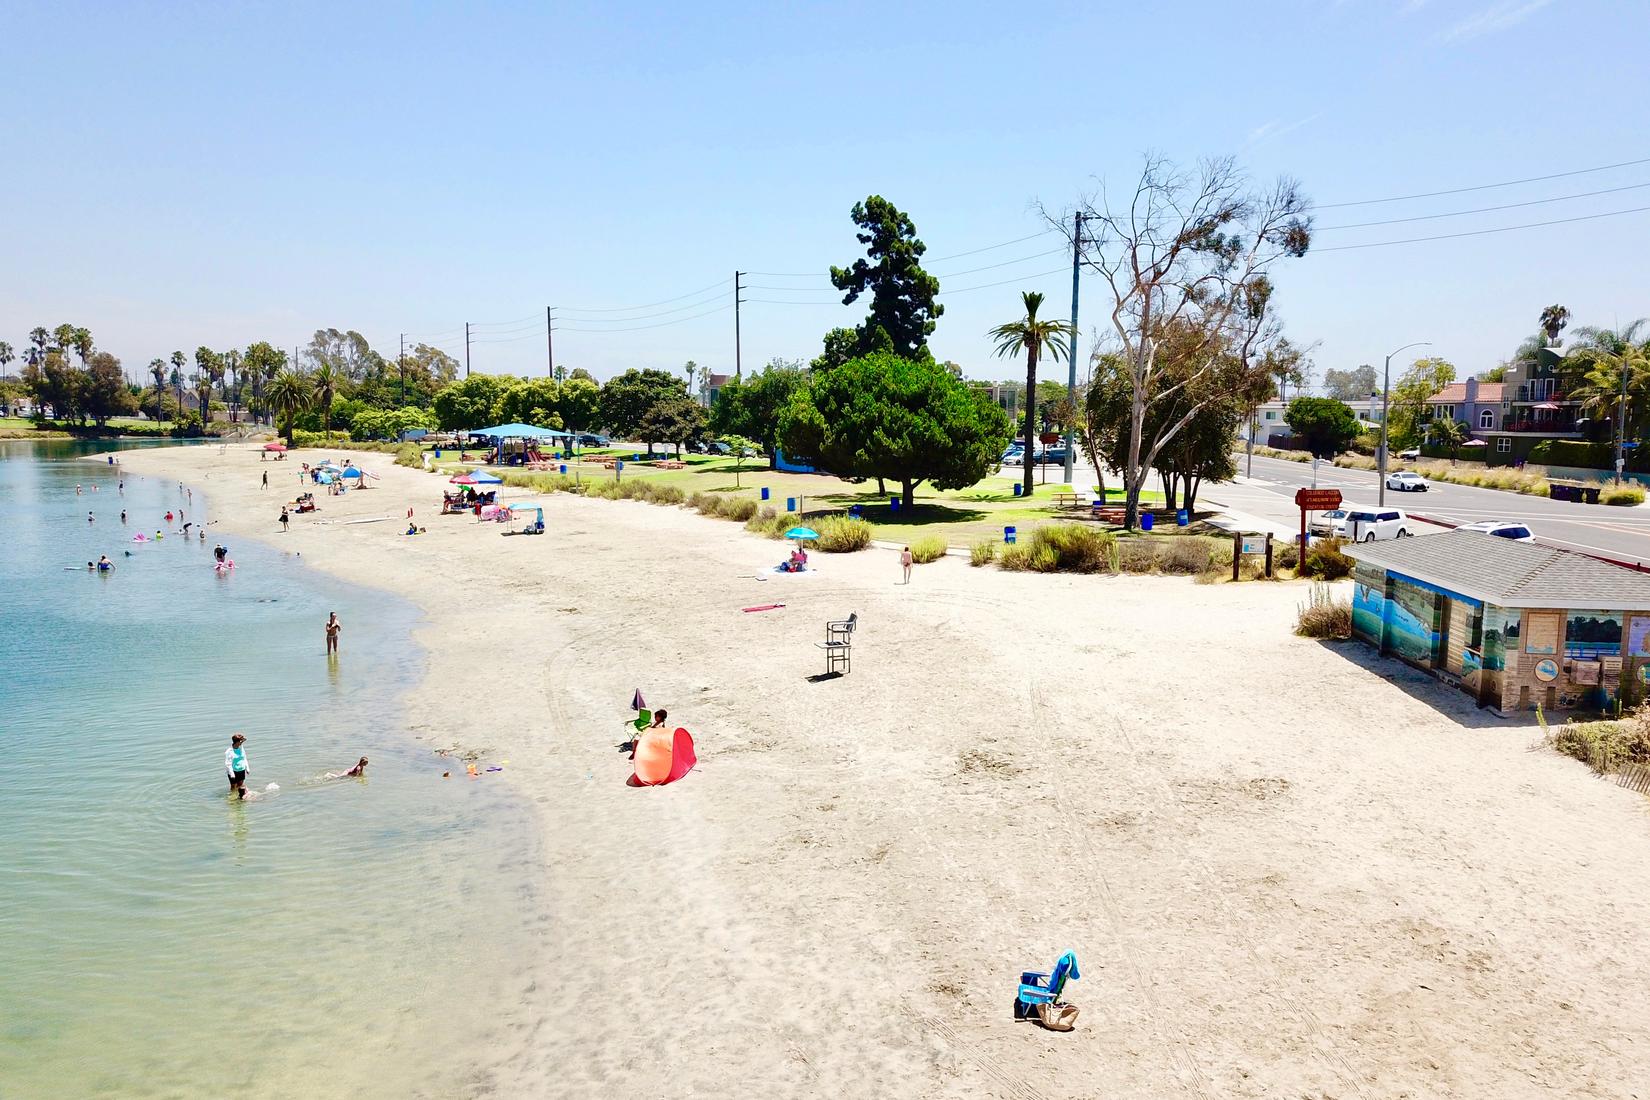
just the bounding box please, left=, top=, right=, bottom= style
left=1564, top=611, right=1623, bottom=659
left=1385, top=575, right=1441, bottom=666
left=1352, top=564, right=1385, bottom=645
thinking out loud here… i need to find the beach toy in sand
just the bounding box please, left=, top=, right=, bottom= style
left=742, top=603, right=784, bottom=613
left=486, top=766, right=502, bottom=772
left=630, top=727, right=697, bottom=787
left=631, top=688, right=646, bottom=712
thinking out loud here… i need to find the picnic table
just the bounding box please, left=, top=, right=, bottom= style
left=1050, top=491, right=1090, bottom=510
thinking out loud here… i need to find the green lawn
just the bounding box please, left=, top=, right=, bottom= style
left=407, top=447, right=1199, bottom=547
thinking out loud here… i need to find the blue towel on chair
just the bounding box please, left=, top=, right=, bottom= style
left=1017, top=951, right=1080, bottom=1005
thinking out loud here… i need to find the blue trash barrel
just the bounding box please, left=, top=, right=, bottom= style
left=761, top=487, right=770, bottom=501
left=1013, top=483, right=1023, bottom=497
left=434, top=448, right=441, bottom=458
left=786, top=497, right=796, bottom=512
left=889, top=498, right=900, bottom=513
left=1177, top=508, right=1189, bottom=527
left=849, top=504, right=862, bottom=518
left=1141, top=512, right=1154, bottom=531
left=1004, top=525, right=1017, bottom=544
left=558, top=464, right=566, bottom=475
left=632, top=453, right=642, bottom=461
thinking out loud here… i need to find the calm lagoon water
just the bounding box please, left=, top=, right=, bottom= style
left=0, top=440, right=543, bottom=1099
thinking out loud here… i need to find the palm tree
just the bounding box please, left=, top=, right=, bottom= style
left=221, top=349, right=242, bottom=422
left=51, top=324, right=76, bottom=355
left=990, top=291, right=1071, bottom=497
left=27, top=328, right=50, bottom=368
left=1430, top=415, right=1467, bottom=464
left=148, top=359, right=169, bottom=422
left=0, top=341, right=13, bottom=377
left=1539, top=304, right=1571, bottom=343
left=71, top=328, right=94, bottom=367
left=311, top=363, right=339, bottom=440
left=264, top=369, right=313, bottom=445
left=170, top=351, right=186, bottom=421
left=1567, top=321, right=1650, bottom=462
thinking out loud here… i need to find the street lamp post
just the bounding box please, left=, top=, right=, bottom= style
left=1378, top=341, right=1431, bottom=506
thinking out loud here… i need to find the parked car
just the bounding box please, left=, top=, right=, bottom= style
left=1397, top=448, right=1421, bottom=460
left=1457, top=519, right=1535, bottom=542
left=1344, top=506, right=1412, bottom=542
left=575, top=432, right=611, bottom=447
left=1385, top=470, right=1430, bottom=492
left=1309, top=508, right=1348, bottom=538
left=1001, top=443, right=1024, bottom=462
left=1038, top=447, right=1071, bottom=466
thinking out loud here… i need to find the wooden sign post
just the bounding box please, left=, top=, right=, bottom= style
left=1293, top=487, right=1343, bottom=556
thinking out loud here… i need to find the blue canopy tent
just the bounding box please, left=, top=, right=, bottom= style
left=470, top=422, right=573, bottom=466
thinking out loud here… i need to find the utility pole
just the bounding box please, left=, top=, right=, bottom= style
left=464, top=322, right=471, bottom=378
left=1616, top=354, right=1630, bottom=486
left=1378, top=341, right=1430, bottom=506
left=734, top=272, right=745, bottom=379
left=546, top=306, right=555, bottom=378
left=399, top=333, right=406, bottom=407
left=1063, top=211, right=1085, bottom=485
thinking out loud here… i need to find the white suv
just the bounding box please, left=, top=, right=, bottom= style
left=1457, top=519, right=1535, bottom=542
left=1344, top=506, right=1412, bottom=542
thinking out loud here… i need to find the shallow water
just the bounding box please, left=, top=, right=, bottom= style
left=0, top=441, right=543, bottom=1098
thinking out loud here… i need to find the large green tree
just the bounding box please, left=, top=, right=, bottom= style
left=1386, top=357, right=1456, bottom=449
left=828, top=196, right=943, bottom=359
left=1285, top=396, right=1361, bottom=459
left=557, top=376, right=600, bottom=433
left=778, top=352, right=1011, bottom=508
left=497, top=377, right=565, bottom=429
left=709, top=360, right=805, bottom=467
left=82, top=352, right=137, bottom=427
left=1322, top=365, right=1377, bottom=402
left=242, top=342, right=286, bottom=424
left=1564, top=320, right=1650, bottom=442
left=22, top=350, right=83, bottom=423
left=598, top=368, right=688, bottom=449
left=432, top=374, right=509, bottom=432
left=990, top=290, right=1072, bottom=494
left=638, top=395, right=707, bottom=457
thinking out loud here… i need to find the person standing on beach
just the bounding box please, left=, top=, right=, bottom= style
left=261, top=470, right=268, bottom=489
left=225, top=734, right=249, bottom=800
left=901, top=546, right=913, bottom=584
left=325, top=612, right=341, bottom=655
left=279, top=506, right=290, bottom=532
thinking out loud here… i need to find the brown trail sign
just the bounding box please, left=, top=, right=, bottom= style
left=1294, top=488, right=1343, bottom=554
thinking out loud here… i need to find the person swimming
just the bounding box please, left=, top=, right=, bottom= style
left=325, top=757, right=369, bottom=780
left=97, top=555, right=113, bottom=572
left=120, top=509, right=127, bottom=523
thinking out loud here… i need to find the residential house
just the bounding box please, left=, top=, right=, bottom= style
left=1347, top=530, right=1650, bottom=715
left=699, top=372, right=732, bottom=409
left=1245, top=396, right=1384, bottom=446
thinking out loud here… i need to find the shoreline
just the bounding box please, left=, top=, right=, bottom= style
left=106, top=440, right=1650, bottom=1098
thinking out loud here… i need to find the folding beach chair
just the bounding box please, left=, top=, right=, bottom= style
left=1014, top=951, right=1080, bottom=1021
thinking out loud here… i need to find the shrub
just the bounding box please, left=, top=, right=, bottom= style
left=1604, top=485, right=1645, bottom=506
left=649, top=483, right=685, bottom=505
left=1295, top=582, right=1352, bottom=638
left=1273, top=541, right=1300, bottom=571
left=999, top=543, right=1033, bottom=571
left=1028, top=524, right=1115, bottom=573
left=812, top=515, right=873, bottom=552
left=689, top=491, right=717, bottom=514
left=746, top=506, right=778, bottom=534
left=1302, top=537, right=1353, bottom=580
left=717, top=497, right=759, bottom=522
left=1158, top=537, right=1212, bottom=575
left=394, top=443, right=425, bottom=468
left=909, top=535, right=949, bottom=563
left=1549, top=712, right=1650, bottom=774
left=969, top=539, right=998, bottom=567
left=291, top=429, right=352, bottom=448
left=1027, top=542, right=1061, bottom=572
left=1331, top=454, right=1378, bottom=471
left=1116, top=540, right=1158, bottom=573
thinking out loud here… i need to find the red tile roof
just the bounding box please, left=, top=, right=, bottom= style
left=1427, top=381, right=1504, bottom=403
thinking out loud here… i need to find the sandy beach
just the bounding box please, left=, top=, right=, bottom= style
left=115, top=443, right=1650, bottom=1099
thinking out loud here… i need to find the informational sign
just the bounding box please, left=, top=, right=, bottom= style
left=1629, top=617, right=1650, bottom=658
left=1574, top=661, right=1601, bottom=686
left=1525, top=613, right=1561, bottom=656
left=1534, top=658, right=1560, bottom=682
left=1294, top=488, right=1343, bottom=511
left=1241, top=536, right=1266, bottom=556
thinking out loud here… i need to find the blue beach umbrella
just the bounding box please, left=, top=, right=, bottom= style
left=784, top=526, right=818, bottom=540
left=465, top=469, right=503, bottom=485
left=341, top=467, right=363, bottom=479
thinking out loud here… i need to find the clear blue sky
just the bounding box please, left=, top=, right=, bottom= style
left=3, top=0, right=1646, bottom=389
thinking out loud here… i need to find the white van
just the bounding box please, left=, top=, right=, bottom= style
left=1343, top=505, right=1411, bottom=542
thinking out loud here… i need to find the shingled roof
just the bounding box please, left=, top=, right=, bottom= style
left=1344, top=530, right=1650, bottom=610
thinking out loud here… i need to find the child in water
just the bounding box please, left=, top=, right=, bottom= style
left=326, top=757, right=369, bottom=780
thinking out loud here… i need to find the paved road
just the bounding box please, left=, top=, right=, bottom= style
left=1205, top=453, right=1650, bottom=565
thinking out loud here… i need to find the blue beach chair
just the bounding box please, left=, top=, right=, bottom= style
left=1014, top=951, right=1080, bottom=1020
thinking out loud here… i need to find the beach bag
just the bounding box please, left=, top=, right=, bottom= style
left=1035, top=1003, right=1079, bottom=1032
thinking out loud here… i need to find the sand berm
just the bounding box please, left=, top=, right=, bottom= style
left=117, top=443, right=1650, bottom=1099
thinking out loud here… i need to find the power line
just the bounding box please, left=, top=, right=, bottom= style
left=558, top=278, right=727, bottom=314
left=1312, top=204, right=1650, bottom=253
left=558, top=302, right=734, bottom=333
left=557, top=290, right=732, bottom=324
left=468, top=312, right=541, bottom=329
left=936, top=267, right=1069, bottom=296
left=1316, top=156, right=1650, bottom=210
left=1318, top=180, right=1650, bottom=231
left=747, top=228, right=1061, bottom=278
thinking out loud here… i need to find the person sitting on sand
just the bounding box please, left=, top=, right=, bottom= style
left=326, top=757, right=369, bottom=780
left=630, top=709, right=667, bottom=759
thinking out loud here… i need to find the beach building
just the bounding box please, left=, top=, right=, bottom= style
left=1345, top=530, right=1650, bottom=715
